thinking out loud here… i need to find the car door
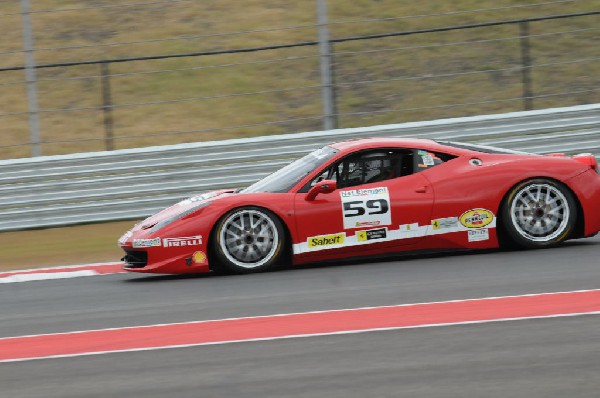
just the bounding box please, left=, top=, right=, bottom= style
left=293, top=148, right=434, bottom=257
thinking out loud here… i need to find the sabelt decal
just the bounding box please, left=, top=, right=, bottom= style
left=308, top=233, right=345, bottom=248
left=468, top=229, right=489, bottom=242
left=357, top=228, right=387, bottom=242
left=340, top=187, right=392, bottom=229
left=432, top=217, right=458, bottom=230
left=132, top=238, right=161, bottom=248
left=163, top=235, right=203, bottom=247
left=460, top=209, right=494, bottom=228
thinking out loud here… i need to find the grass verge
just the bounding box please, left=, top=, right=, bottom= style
left=0, top=221, right=138, bottom=272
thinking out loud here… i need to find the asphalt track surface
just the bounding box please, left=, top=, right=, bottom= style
left=2, top=236, right=599, bottom=397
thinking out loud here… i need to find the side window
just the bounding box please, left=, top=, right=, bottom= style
left=304, top=149, right=414, bottom=191
left=414, top=149, right=455, bottom=172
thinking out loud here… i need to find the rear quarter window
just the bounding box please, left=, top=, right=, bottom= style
left=414, top=149, right=456, bottom=172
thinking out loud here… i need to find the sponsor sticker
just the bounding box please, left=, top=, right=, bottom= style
left=468, top=229, right=489, bottom=242
left=460, top=209, right=494, bottom=228
left=163, top=235, right=203, bottom=247
left=432, top=217, right=458, bottom=230
left=132, top=238, right=161, bottom=248
left=357, top=228, right=388, bottom=242
left=307, top=233, right=345, bottom=248
left=340, top=187, right=392, bottom=230
left=421, top=155, right=435, bottom=166
left=192, top=251, right=207, bottom=264
left=340, top=187, right=389, bottom=197
left=399, top=223, right=419, bottom=232
left=355, top=221, right=381, bottom=227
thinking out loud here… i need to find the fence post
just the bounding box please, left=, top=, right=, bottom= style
left=519, top=21, right=533, bottom=111
left=101, top=62, right=115, bottom=151
left=19, top=0, right=41, bottom=157
left=317, top=0, right=337, bottom=130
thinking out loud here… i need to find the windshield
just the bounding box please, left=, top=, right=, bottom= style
left=242, top=146, right=339, bottom=193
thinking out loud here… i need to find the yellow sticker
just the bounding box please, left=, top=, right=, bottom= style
left=432, top=220, right=440, bottom=230
left=192, top=251, right=207, bottom=264
left=308, top=233, right=345, bottom=248
left=459, top=209, right=494, bottom=228
left=357, top=231, right=368, bottom=242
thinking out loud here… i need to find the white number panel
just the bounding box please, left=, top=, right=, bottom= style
left=340, top=187, right=392, bottom=229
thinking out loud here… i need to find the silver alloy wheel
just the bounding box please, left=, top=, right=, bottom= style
left=218, top=209, right=279, bottom=269
left=509, top=183, right=570, bottom=242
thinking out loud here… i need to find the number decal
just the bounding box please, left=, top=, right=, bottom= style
left=340, top=187, right=392, bottom=229
left=343, top=201, right=366, bottom=217
left=366, top=199, right=388, bottom=215
left=343, top=199, right=389, bottom=218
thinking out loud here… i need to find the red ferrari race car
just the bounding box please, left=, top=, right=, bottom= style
left=118, top=138, right=600, bottom=274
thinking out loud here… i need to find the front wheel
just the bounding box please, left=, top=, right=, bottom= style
left=501, top=179, right=577, bottom=248
left=212, top=207, right=285, bottom=274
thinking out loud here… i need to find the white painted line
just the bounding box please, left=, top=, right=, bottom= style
left=0, top=270, right=97, bottom=284
left=1, top=262, right=120, bottom=275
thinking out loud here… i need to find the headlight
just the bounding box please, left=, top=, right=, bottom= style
left=149, top=201, right=211, bottom=233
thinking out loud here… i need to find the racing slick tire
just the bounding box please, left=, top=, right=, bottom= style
left=212, top=207, right=286, bottom=274
left=501, top=178, right=577, bottom=249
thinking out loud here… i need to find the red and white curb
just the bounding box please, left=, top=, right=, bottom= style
left=0, top=262, right=124, bottom=283
left=1, top=289, right=599, bottom=363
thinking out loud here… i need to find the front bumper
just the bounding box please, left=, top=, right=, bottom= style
left=119, top=234, right=211, bottom=274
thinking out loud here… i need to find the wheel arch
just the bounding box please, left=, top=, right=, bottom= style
left=207, top=204, right=293, bottom=272
left=496, top=176, right=584, bottom=247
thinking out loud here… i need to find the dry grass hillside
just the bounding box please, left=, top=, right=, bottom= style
left=0, top=0, right=598, bottom=159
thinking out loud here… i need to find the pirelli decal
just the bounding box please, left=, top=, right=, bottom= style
left=163, top=235, right=202, bottom=247
left=294, top=209, right=496, bottom=254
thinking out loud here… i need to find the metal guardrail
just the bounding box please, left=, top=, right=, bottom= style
left=1, top=103, right=599, bottom=232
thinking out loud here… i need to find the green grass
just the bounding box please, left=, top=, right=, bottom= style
left=0, top=0, right=598, bottom=159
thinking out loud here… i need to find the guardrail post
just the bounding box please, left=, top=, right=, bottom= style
left=519, top=21, right=533, bottom=111
left=317, top=0, right=338, bottom=130
left=20, top=0, right=41, bottom=157
left=101, top=62, right=115, bottom=151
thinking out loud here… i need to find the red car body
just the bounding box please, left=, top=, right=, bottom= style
left=119, top=138, right=600, bottom=274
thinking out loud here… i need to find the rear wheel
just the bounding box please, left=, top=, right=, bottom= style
left=501, top=179, right=576, bottom=248
left=213, top=207, right=285, bottom=274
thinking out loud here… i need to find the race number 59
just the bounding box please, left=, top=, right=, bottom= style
left=343, top=199, right=389, bottom=217
left=340, top=187, right=392, bottom=229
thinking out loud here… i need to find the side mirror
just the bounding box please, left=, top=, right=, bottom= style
left=306, top=180, right=337, bottom=201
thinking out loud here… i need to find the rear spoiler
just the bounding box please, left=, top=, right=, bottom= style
left=573, top=153, right=599, bottom=173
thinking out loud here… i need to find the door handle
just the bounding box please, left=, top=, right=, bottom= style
left=415, top=186, right=428, bottom=193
